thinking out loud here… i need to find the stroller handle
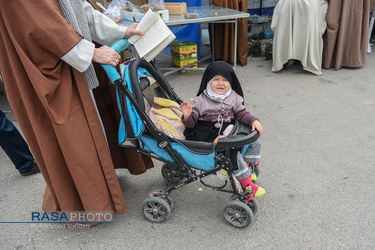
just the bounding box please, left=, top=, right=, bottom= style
left=100, top=39, right=131, bottom=83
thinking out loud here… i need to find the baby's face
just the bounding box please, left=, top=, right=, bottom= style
left=210, top=75, right=230, bottom=95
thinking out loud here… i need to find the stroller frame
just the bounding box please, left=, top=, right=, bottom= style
left=102, top=40, right=260, bottom=228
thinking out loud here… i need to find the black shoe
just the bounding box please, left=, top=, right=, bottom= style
left=20, top=162, right=40, bottom=176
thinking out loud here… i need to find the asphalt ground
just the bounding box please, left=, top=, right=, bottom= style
left=1, top=49, right=375, bottom=249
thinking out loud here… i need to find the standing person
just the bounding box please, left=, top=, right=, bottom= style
left=180, top=61, right=265, bottom=198
left=0, top=110, right=40, bottom=176
left=323, top=0, right=375, bottom=70
left=271, top=0, right=328, bottom=75
left=0, top=0, right=152, bottom=216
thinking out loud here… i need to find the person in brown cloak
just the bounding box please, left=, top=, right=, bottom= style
left=0, top=0, right=153, bottom=215
left=323, top=0, right=375, bottom=69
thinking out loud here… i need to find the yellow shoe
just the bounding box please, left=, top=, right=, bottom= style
left=250, top=173, right=257, bottom=182
left=246, top=185, right=266, bottom=197
left=254, top=186, right=266, bottom=197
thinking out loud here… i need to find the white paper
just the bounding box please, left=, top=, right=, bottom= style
left=128, top=9, right=176, bottom=62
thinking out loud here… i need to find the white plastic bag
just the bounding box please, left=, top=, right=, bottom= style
left=148, top=0, right=165, bottom=10
left=103, top=0, right=128, bottom=22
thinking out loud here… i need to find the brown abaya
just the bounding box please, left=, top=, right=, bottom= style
left=0, top=0, right=153, bottom=214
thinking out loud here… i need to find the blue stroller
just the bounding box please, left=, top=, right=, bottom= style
left=102, top=40, right=261, bottom=228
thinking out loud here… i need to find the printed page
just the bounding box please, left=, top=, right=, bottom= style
left=128, top=9, right=159, bottom=44
left=132, top=15, right=175, bottom=61
left=143, top=33, right=176, bottom=62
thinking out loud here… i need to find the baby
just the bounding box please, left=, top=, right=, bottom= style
left=180, top=61, right=265, bottom=198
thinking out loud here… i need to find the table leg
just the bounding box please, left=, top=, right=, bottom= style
left=211, top=23, right=215, bottom=63
left=233, top=18, right=238, bottom=71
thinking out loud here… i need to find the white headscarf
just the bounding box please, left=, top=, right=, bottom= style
left=206, top=77, right=232, bottom=101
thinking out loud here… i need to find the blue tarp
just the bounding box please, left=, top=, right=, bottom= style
left=164, top=0, right=201, bottom=57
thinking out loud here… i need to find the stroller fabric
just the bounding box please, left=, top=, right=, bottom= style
left=149, top=97, right=185, bottom=140
left=139, top=135, right=216, bottom=171
left=117, top=63, right=151, bottom=143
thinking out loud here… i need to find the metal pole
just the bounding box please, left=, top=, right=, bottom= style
left=234, top=19, right=237, bottom=71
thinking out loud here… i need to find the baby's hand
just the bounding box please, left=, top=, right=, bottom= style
left=252, top=120, right=263, bottom=137
left=180, top=101, right=192, bottom=119
left=213, top=135, right=226, bottom=144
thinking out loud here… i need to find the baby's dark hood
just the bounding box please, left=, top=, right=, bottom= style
left=196, top=61, right=243, bottom=98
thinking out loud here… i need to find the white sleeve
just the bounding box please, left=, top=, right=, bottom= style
left=61, top=1, right=129, bottom=72
left=83, top=1, right=127, bottom=46
left=60, top=39, right=94, bottom=72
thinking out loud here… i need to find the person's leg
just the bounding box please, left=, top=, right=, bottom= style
left=0, top=110, right=35, bottom=173
left=242, top=138, right=261, bottom=180
left=243, top=138, right=261, bottom=165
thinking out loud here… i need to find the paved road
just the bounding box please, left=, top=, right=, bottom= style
left=1, top=53, right=375, bottom=249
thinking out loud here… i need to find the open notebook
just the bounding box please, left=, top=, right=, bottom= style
left=128, top=9, right=176, bottom=62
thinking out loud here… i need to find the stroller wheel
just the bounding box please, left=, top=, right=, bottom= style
left=161, top=163, right=184, bottom=182
left=247, top=199, right=258, bottom=215
left=230, top=194, right=259, bottom=215
left=142, top=196, right=171, bottom=223
left=148, top=189, right=174, bottom=209
left=223, top=201, right=253, bottom=228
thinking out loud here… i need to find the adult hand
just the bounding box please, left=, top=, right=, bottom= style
left=124, top=23, right=144, bottom=38
left=252, top=120, right=263, bottom=137
left=180, top=101, right=192, bottom=120
left=92, top=45, right=120, bottom=66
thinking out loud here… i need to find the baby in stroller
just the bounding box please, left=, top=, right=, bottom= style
left=180, top=61, right=265, bottom=198
left=100, top=39, right=266, bottom=228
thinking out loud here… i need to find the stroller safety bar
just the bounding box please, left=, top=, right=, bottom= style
left=217, top=130, right=259, bottom=150
left=216, top=121, right=259, bottom=150
left=100, top=39, right=131, bottom=83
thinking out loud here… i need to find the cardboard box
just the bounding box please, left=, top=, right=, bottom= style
left=120, top=9, right=169, bottom=22
left=171, top=40, right=197, bottom=73
left=164, top=2, right=187, bottom=15
left=170, top=40, right=197, bottom=59
left=141, top=2, right=186, bottom=15
left=172, top=56, right=197, bottom=73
